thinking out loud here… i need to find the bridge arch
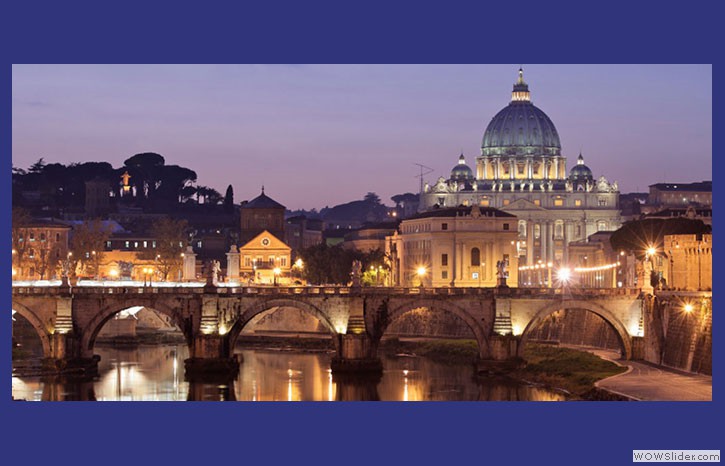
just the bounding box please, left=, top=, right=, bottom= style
left=517, top=299, right=632, bottom=360
left=11, top=301, right=52, bottom=358
left=229, top=299, right=340, bottom=351
left=79, top=301, right=192, bottom=358
left=382, top=299, right=490, bottom=359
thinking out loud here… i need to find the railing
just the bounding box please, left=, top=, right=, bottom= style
left=11, top=282, right=642, bottom=298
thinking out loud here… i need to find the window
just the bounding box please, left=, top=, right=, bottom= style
left=480, top=199, right=489, bottom=207
left=28, top=248, right=35, bottom=259
left=143, top=241, right=148, bottom=248
left=442, top=223, right=448, bottom=230
left=106, top=241, right=111, bottom=248
left=196, top=240, right=202, bottom=248
left=575, top=199, right=582, bottom=207
left=598, top=198, right=607, bottom=207
left=280, top=257, right=287, bottom=267
left=471, top=248, right=481, bottom=266
left=597, top=221, right=607, bottom=232
left=534, top=224, right=541, bottom=239
left=503, top=199, right=510, bottom=206
left=503, top=223, right=510, bottom=231
left=134, top=241, right=139, bottom=248
left=441, top=271, right=448, bottom=280
left=441, top=253, right=448, bottom=266
left=554, top=198, right=564, bottom=207
left=576, top=225, right=582, bottom=237
left=555, top=221, right=563, bottom=238
left=152, top=241, right=157, bottom=248
left=125, top=241, right=130, bottom=248
left=29, top=232, right=35, bottom=241
left=533, top=199, right=540, bottom=206
left=40, top=233, right=46, bottom=242
left=244, top=256, right=252, bottom=267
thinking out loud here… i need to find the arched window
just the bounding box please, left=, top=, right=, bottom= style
left=518, top=220, right=527, bottom=238
left=471, top=248, right=481, bottom=266
left=597, top=220, right=607, bottom=232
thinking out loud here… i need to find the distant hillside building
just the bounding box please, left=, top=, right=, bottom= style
left=343, top=222, right=399, bottom=253
left=648, top=181, right=712, bottom=208
left=284, top=215, right=323, bottom=252
left=240, top=188, right=286, bottom=245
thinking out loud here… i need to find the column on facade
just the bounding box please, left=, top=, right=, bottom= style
left=544, top=159, right=549, bottom=180
left=562, top=221, right=569, bottom=265
left=553, top=158, right=559, bottom=180
left=458, top=241, right=465, bottom=284
left=539, top=222, right=546, bottom=263
left=526, top=219, right=534, bottom=265
left=547, top=222, right=554, bottom=264
left=482, top=158, right=488, bottom=180
left=509, top=158, right=515, bottom=180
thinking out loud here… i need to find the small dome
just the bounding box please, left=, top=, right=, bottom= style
left=569, top=153, right=593, bottom=181
left=451, top=153, right=474, bottom=180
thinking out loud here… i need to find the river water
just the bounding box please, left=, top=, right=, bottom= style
left=12, top=344, right=566, bottom=401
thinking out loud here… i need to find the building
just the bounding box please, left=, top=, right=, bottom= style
left=343, top=221, right=399, bottom=253
left=664, top=233, right=712, bottom=291
left=238, top=230, right=292, bottom=285
left=418, top=69, right=621, bottom=267
left=240, top=188, right=286, bottom=245
left=12, top=219, right=71, bottom=280
left=284, top=215, right=323, bottom=252
left=386, top=205, right=518, bottom=287
left=648, top=181, right=712, bottom=209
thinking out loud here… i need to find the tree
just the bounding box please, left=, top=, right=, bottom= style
left=609, top=218, right=711, bottom=259
left=139, top=217, right=189, bottom=281
left=224, top=184, right=234, bottom=213
left=124, top=152, right=165, bottom=200
left=69, top=219, right=113, bottom=279
left=12, top=208, right=32, bottom=278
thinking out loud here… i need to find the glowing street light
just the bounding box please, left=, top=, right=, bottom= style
left=684, top=303, right=694, bottom=313
left=416, top=266, right=427, bottom=288
left=273, top=267, right=281, bottom=286
left=556, top=267, right=571, bottom=284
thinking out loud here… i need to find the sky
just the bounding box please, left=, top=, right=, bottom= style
left=12, top=64, right=712, bottom=211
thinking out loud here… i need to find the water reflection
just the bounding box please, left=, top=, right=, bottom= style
left=12, top=343, right=566, bottom=401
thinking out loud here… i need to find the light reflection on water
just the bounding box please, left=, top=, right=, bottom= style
left=12, top=344, right=566, bottom=401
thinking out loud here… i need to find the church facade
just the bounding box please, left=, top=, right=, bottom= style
left=418, top=69, right=621, bottom=266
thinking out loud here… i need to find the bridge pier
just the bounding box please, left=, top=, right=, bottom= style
left=42, top=333, right=100, bottom=377
left=184, top=335, right=240, bottom=381
left=330, top=334, right=383, bottom=375
left=477, top=335, right=524, bottom=374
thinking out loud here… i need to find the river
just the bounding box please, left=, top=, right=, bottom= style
left=12, top=343, right=567, bottom=401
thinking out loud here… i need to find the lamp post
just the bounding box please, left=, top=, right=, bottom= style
left=273, top=267, right=281, bottom=286
left=416, top=266, right=427, bottom=288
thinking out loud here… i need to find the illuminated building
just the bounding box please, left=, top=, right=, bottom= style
left=418, top=69, right=621, bottom=266
left=386, top=205, right=518, bottom=287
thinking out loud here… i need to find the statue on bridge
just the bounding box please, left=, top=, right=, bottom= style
left=351, top=260, right=362, bottom=287
left=496, top=259, right=509, bottom=287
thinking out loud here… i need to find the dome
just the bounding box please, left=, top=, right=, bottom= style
left=569, top=154, right=593, bottom=181
left=481, top=69, right=561, bottom=157
left=451, top=153, right=474, bottom=180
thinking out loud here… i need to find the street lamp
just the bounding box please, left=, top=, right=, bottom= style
left=684, top=303, right=694, bottom=314
left=416, top=266, right=427, bottom=288
left=273, top=267, right=281, bottom=286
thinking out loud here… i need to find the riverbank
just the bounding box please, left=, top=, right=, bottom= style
left=510, top=344, right=630, bottom=400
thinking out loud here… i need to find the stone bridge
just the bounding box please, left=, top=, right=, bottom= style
left=11, top=283, right=644, bottom=379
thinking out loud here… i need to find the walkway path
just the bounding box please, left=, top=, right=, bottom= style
left=570, top=346, right=712, bottom=401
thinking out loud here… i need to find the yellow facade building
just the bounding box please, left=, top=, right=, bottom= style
left=386, top=205, right=518, bottom=287
left=239, top=230, right=292, bottom=285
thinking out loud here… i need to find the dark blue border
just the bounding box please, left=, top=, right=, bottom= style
left=2, top=2, right=719, bottom=465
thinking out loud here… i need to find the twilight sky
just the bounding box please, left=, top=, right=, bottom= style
left=12, top=64, right=712, bottom=210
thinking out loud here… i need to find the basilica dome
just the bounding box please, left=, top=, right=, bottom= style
left=481, top=69, right=561, bottom=157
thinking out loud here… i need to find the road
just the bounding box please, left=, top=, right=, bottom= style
left=568, top=346, right=712, bottom=401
